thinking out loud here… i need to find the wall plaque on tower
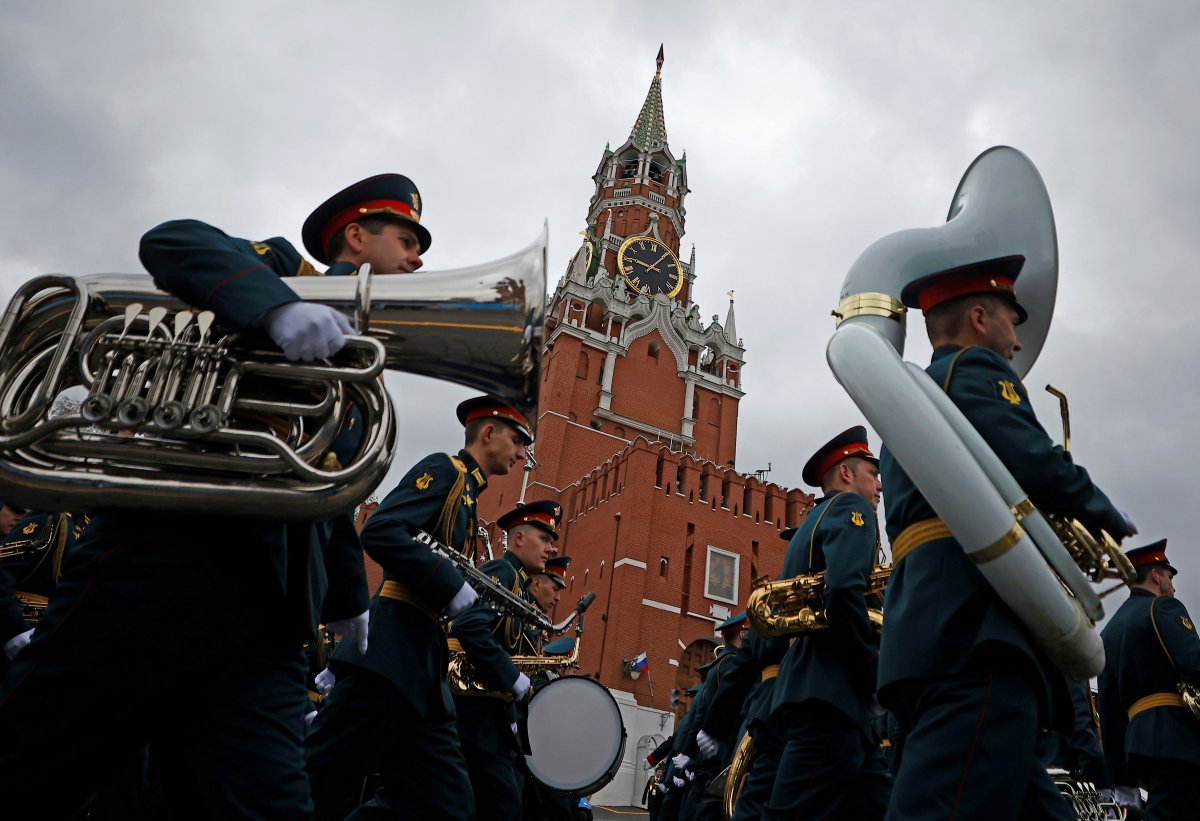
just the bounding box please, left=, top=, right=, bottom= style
left=704, top=546, right=739, bottom=604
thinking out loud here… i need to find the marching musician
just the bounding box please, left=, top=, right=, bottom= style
left=1097, top=539, right=1200, bottom=819
left=305, top=395, right=530, bottom=819
left=0, top=174, right=437, bottom=816
left=449, top=500, right=560, bottom=821
left=877, top=260, right=1136, bottom=820
left=763, top=427, right=892, bottom=820
left=697, top=529, right=794, bottom=821
left=677, top=612, right=748, bottom=821
left=520, top=554, right=580, bottom=821
left=657, top=683, right=700, bottom=821
left=526, top=554, right=570, bottom=622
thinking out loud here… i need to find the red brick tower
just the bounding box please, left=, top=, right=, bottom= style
left=477, top=48, right=813, bottom=716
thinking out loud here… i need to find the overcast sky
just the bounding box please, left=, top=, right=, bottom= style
left=3, top=2, right=1198, bottom=610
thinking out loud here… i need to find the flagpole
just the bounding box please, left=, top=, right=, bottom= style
left=646, top=661, right=654, bottom=699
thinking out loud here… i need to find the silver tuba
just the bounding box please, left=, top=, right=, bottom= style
left=827, top=147, right=1120, bottom=679
left=0, top=227, right=547, bottom=520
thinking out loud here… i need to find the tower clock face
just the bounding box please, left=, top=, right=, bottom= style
left=617, top=236, right=684, bottom=298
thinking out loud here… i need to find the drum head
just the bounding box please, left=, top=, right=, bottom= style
left=525, top=675, right=627, bottom=797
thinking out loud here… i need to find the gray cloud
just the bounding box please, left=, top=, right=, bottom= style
left=2, top=1, right=1198, bottom=609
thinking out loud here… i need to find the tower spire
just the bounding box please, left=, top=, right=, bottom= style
left=724, top=291, right=738, bottom=344
left=630, top=45, right=669, bottom=150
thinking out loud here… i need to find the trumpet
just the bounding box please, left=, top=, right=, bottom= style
left=746, top=565, right=890, bottom=639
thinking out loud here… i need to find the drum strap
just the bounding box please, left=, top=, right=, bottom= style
left=380, top=580, right=440, bottom=621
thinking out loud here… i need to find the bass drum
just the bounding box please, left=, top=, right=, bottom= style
left=525, top=675, right=627, bottom=798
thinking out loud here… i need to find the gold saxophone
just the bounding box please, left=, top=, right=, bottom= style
left=448, top=591, right=596, bottom=699
left=746, top=564, right=891, bottom=639
left=1043, top=385, right=1135, bottom=596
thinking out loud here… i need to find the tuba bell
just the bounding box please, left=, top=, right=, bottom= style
left=0, top=228, right=547, bottom=520
left=827, top=146, right=1125, bottom=680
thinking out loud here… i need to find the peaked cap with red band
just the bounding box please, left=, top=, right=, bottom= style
left=302, top=173, right=431, bottom=264
left=900, top=255, right=1029, bottom=325
left=802, top=425, right=878, bottom=487
left=456, top=395, right=533, bottom=445
left=541, top=555, right=571, bottom=589
left=1125, top=538, right=1177, bottom=576
left=498, top=499, right=561, bottom=538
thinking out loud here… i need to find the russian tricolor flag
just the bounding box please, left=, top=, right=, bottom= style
left=631, top=652, right=649, bottom=672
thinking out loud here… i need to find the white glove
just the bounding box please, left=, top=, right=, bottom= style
left=696, top=729, right=718, bottom=760
left=685, top=769, right=695, bottom=782
left=671, top=753, right=691, bottom=771
left=327, top=610, right=369, bottom=655
left=643, top=758, right=655, bottom=771
left=512, top=672, right=532, bottom=701
left=510, top=722, right=519, bottom=737
left=3, top=628, right=33, bottom=660
left=315, top=666, right=337, bottom=696
left=304, top=709, right=319, bottom=726
left=446, top=582, right=479, bottom=617
left=1111, top=786, right=1144, bottom=810
left=671, top=776, right=684, bottom=788
left=261, top=302, right=353, bottom=361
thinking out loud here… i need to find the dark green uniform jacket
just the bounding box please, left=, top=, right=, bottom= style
left=771, top=491, right=880, bottom=728
left=335, top=449, right=486, bottom=715
left=1098, top=589, right=1200, bottom=783
left=138, top=218, right=370, bottom=640
left=878, top=345, right=1123, bottom=723
left=701, top=632, right=787, bottom=753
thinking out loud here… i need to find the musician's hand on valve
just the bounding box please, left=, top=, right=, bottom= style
left=695, top=729, right=718, bottom=760
left=3, top=628, right=32, bottom=660
left=327, top=610, right=369, bottom=655
left=512, top=672, right=532, bottom=702
left=261, top=302, right=354, bottom=361
left=446, top=582, right=479, bottom=617
left=314, top=666, right=337, bottom=696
